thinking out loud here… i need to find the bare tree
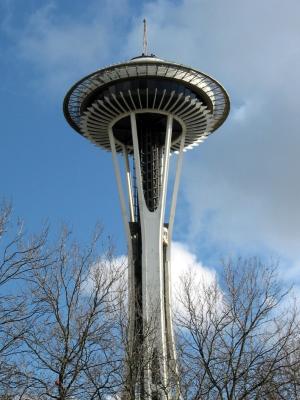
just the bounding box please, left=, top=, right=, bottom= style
left=17, top=227, right=126, bottom=400
left=0, top=201, right=48, bottom=395
left=175, top=258, right=300, bottom=400
left=2, top=202, right=300, bottom=400
left=262, top=330, right=300, bottom=399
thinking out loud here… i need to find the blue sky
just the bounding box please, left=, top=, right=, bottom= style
left=1, top=0, right=300, bottom=287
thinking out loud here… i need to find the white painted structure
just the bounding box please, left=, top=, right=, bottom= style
left=108, top=113, right=184, bottom=399
left=64, top=54, right=230, bottom=399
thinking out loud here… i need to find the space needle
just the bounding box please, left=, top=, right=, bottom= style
left=63, top=21, right=230, bottom=400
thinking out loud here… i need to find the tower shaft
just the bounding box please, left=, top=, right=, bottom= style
left=109, top=112, right=184, bottom=399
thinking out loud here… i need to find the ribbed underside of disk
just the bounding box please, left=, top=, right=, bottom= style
left=80, top=88, right=213, bottom=153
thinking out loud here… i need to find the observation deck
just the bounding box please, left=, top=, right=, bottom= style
left=63, top=54, right=230, bottom=153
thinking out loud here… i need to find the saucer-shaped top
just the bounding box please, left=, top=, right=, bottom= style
left=63, top=55, right=230, bottom=153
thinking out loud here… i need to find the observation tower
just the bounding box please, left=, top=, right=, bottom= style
left=63, top=26, right=230, bottom=400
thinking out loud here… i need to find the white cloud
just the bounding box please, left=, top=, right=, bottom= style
left=170, top=241, right=218, bottom=314
left=82, top=254, right=127, bottom=296
left=170, top=241, right=216, bottom=293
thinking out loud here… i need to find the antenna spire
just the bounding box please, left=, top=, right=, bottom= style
left=143, top=18, right=148, bottom=55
